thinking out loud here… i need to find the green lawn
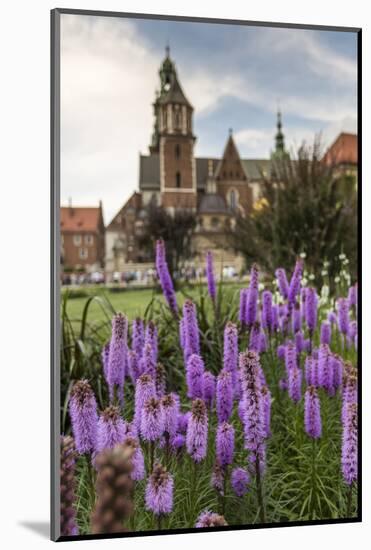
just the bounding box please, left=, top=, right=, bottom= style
left=63, top=282, right=245, bottom=329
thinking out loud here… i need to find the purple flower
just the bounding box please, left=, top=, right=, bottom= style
left=127, top=350, right=140, bottom=382
left=206, top=250, right=216, bottom=301
left=246, top=264, right=259, bottom=327
left=305, top=356, right=319, bottom=387
left=186, top=353, right=205, bottom=399
left=292, top=306, right=301, bottom=334
left=320, top=321, right=332, bottom=346
left=216, top=369, right=233, bottom=423
left=284, top=341, right=297, bottom=377
left=144, top=321, right=158, bottom=364
left=132, top=318, right=144, bottom=358
left=195, top=511, right=228, bottom=527
left=259, top=331, right=268, bottom=353
left=203, top=371, right=216, bottom=408
left=133, top=373, right=156, bottom=430
left=348, top=284, right=357, bottom=309
left=277, top=344, right=286, bottom=360
left=341, top=402, right=358, bottom=486
left=331, top=354, right=343, bottom=390
left=216, top=422, right=235, bottom=467
left=261, top=291, right=273, bottom=332
left=342, top=371, right=357, bottom=424
left=347, top=321, right=357, bottom=349
left=275, top=268, right=289, bottom=300
left=288, top=259, right=303, bottom=305
left=96, top=406, right=128, bottom=452
left=124, top=436, right=146, bottom=481
left=304, top=386, right=322, bottom=439
left=211, top=461, right=225, bottom=495
left=141, top=397, right=164, bottom=441
left=223, top=322, right=238, bottom=392
left=182, top=300, right=200, bottom=360
left=337, top=298, right=350, bottom=335
left=288, top=366, right=302, bottom=403
left=271, top=305, right=279, bottom=332
left=249, top=322, right=261, bottom=352
left=107, top=313, right=128, bottom=401
left=170, top=433, right=185, bottom=451
left=295, top=331, right=305, bottom=354
left=318, top=344, right=333, bottom=394
left=69, top=380, right=98, bottom=454
left=327, top=311, right=337, bottom=325
left=161, top=393, right=180, bottom=438
left=239, top=288, right=248, bottom=326
left=155, top=362, right=166, bottom=397
left=305, top=287, right=318, bottom=333
left=261, top=386, right=272, bottom=437
left=231, top=467, right=250, bottom=497
left=177, top=411, right=190, bottom=434
left=238, top=352, right=265, bottom=466
left=145, top=463, right=174, bottom=515
left=155, top=239, right=178, bottom=313
left=186, top=399, right=208, bottom=463
left=139, top=343, right=156, bottom=378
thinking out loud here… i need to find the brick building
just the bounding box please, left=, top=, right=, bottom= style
left=61, top=202, right=105, bottom=272
left=105, top=48, right=357, bottom=275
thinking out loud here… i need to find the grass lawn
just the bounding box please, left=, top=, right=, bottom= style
left=63, top=282, right=245, bottom=330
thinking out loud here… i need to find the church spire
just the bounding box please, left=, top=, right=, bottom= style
left=275, top=109, right=285, bottom=153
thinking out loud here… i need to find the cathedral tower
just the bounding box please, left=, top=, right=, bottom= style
left=150, top=48, right=197, bottom=212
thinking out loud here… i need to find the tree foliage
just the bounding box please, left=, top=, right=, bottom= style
left=139, top=204, right=197, bottom=278
left=231, top=138, right=357, bottom=279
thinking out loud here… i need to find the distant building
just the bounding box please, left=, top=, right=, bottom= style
left=323, top=132, right=358, bottom=179
left=105, top=48, right=277, bottom=274
left=61, top=202, right=105, bottom=272
left=105, top=48, right=358, bottom=275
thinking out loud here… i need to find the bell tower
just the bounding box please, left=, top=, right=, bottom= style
left=150, top=47, right=197, bottom=212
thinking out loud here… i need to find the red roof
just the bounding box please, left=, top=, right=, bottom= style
left=323, top=132, right=357, bottom=165
left=61, top=206, right=102, bottom=233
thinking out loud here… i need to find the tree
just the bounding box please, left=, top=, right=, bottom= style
left=139, top=203, right=197, bottom=279
left=231, top=138, right=357, bottom=280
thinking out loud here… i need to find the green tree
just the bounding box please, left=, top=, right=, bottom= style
left=139, top=203, right=196, bottom=279
left=231, top=138, right=357, bottom=280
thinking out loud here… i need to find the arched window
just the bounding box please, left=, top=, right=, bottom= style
left=175, top=144, right=181, bottom=159
left=211, top=217, right=219, bottom=228
left=176, top=171, right=181, bottom=188
left=174, top=106, right=181, bottom=129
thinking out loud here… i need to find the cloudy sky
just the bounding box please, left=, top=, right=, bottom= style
left=60, top=13, right=358, bottom=224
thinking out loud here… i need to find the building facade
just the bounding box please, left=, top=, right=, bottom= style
left=61, top=202, right=105, bottom=272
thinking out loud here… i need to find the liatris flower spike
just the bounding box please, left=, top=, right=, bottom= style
left=155, top=238, right=178, bottom=314
left=216, top=369, right=233, bottom=423
left=182, top=300, right=200, bottom=360
left=216, top=422, right=235, bottom=467
left=96, top=405, right=128, bottom=452
left=186, top=354, right=205, bottom=399
left=206, top=250, right=216, bottom=302
left=186, top=398, right=208, bottom=463
left=145, top=463, right=174, bottom=516
left=341, top=402, right=358, bottom=486
left=231, top=467, right=250, bottom=497
left=69, top=379, right=98, bottom=455
left=304, top=386, right=322, bottom=439
left=107, top=313, right=128, bottom=402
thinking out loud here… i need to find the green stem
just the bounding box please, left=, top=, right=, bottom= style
left=346, top=483, right=353, bottom=517
left=255, top=455, right=266, bottom=523
left=310, top=438, right=317, bottom=520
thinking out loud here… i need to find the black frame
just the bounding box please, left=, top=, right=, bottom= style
left=51, top=8, right=362, bottom=542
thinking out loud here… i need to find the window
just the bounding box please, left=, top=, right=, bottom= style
left=174, top=109, right=181, bottom=129
left=211, top=217, right=219, bottom=228
left=176, top=171, right=181, bottom=188
left=85, top=234, right=94, bottom=246
left=175, top=144, right=181, bottom=159
left=73, top=234, right=81, bottom=246
left=79, top=248, right=88, bottom=259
